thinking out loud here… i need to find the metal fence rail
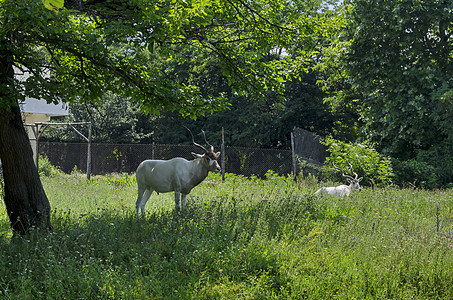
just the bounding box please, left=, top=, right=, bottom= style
left=38, top=142, right=293, bottom=178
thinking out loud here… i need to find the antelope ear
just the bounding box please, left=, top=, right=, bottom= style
left=347, top=178, right=353, bottom=183
left=358, top=177, right=363, bottom=182
left=216, top=152, right=221, bottom=158
left=192, top=152, right=203, bottom=159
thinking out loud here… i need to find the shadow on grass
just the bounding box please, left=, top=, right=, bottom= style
left=0, top=194, right=328, bottom=299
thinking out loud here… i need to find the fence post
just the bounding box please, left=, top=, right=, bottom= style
left=86, top=123, right=92, bottom=180
left=291, top=131, right=297, bottom=181
left=33, top=124, right=39, bottom=169
left=221, top=127, right=225, bottom=182
left=152, top=141, right=155, bottom=160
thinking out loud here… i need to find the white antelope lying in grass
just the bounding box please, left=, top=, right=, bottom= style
left=315, top=162, right=362, bottom=196
left=135, top=128, right=221, bottom=218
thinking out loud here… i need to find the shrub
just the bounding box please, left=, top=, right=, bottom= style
left=38, top=155, right=62, bottom=177
left=321, top=137, right=393, bottom=187
left=391, top=141, right=453, bottom=189
left=392, top=159, right=438, bottom=189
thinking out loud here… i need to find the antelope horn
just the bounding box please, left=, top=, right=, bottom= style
left=333, top=162, right=354, bottom=180
left=201, top=129, right=214, bottom=152
left=346, top=161, right=359, bottom=179
left=184, top=126, right=208, bottom=153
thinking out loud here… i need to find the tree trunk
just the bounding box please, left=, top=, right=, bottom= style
left=0, top=48, right=52, bottom=236
left=0, top=105, right=53, bottom=235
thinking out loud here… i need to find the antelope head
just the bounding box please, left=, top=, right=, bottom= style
left=185, top=126, right=221, bottom=172
left=333, top=161, right=363, bottom=191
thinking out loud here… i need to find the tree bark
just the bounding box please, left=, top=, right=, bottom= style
left=0, top=48, right=52, bottom=236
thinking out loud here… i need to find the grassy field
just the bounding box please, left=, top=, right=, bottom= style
left=1, top=171, right=453, bottom=299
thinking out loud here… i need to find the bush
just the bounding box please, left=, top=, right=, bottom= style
left=389, top=139, right=453, bottom=189
left=38, top=155, right=61, bottom=177
left=321, top=137, right=393, bottom=187
left=392, top=159, right=440, bottom=189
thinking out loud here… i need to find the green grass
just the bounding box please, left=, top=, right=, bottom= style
left=1, top=171, right=453, bottom=299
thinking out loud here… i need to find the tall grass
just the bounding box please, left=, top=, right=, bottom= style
left=0, top=171, right=453, bottom=299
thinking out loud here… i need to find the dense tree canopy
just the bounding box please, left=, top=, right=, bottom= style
left=3, top=0, right=321, bottom=113
left=346, top=0, right=453, bottom=157
left=313, top=0, right=453, bottom=186
left=341, top=0, right=453, bottom=186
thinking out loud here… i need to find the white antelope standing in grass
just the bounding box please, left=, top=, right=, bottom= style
left=315, top=162, right=363, bottom=196
left=135, top=128, right=221, bottom=218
